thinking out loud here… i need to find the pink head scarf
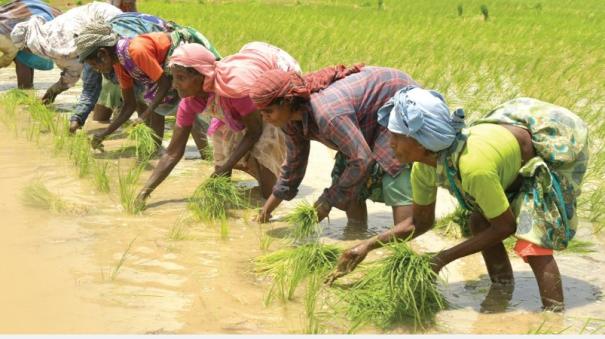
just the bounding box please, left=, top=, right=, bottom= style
left=169, top=42, right=300, bottom=99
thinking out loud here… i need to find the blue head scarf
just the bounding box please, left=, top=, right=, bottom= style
left=377, top=86, right=465, bottom=152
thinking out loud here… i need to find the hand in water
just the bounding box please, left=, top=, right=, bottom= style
left=255, top=208, right=271, bottom=223
left=91, top=133, right=105, bottom=151
left=134, top=189, right=150, bottom=210
left=324, top=241, right=370, bottom=285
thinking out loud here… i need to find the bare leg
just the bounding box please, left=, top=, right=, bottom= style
left=469, top=211, right=514, bottom=284
left=527, top=255, right=564, bottom=311
left=92, top=104, right=113, bottom=122
left=15, top=59, right=34, bottom=89
left=346, top=200, right=368, bottom=228
left=392, top=204, right=413, bottom=224
left=149, top=112, right=165, bottom=149
left=257, top=163, right=276, bottom=200
left=191, top=117, right=209, bottom=158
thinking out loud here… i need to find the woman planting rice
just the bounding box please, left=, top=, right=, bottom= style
left=74, top=18, right=220, bottom=151
left=134, top=41, right=300, bottom=205
left=0, top=0, right=61, bottom=89
left=10, top=2, right=122, bottom=103
left=249, top=65, right=419, bottom=229
left=68, top=12, right=171, bottom=132
left=327, top=87, right=589, bottom=311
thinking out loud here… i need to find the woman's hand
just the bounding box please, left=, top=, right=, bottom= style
left=325, top=241, right=370, bottom=285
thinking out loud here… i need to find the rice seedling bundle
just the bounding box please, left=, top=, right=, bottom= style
left=125, top=123, right=158, bottom=161
left=187, top=175, right=246, bottom=223
left=285, top=201, right=320, bottom=243
left=335, top=241, right=446, bottom=331
left=254, top=243, right=341, bottom=304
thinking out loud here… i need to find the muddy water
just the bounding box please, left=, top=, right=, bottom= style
left=1, top=66, right=604, bottom=334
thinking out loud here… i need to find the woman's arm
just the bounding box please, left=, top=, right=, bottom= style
left=214, top=110, right=263, bottom=176
left=325, top=202, right=436, bottom=284
left=91, top=87, right=137, bottom=148
left=430, top=208, right=516, bottom=272
left=137, top=73, right=172, bottom=121
left=135, top=123, right=192, bottom=203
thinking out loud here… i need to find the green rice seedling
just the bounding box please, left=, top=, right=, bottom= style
left=334, top=240, right=446, bottom=331
left=110, top=237, right=137, bottom=281
left=563, top=239, right=595, bottom=254
left=201, top=143, right=214, bottom=162
left=125, top=123, right=158, bottom=162
left=118, top=162, right=146, bottom=214
left=29, top=102, right=58, bottom=135
left=258, top=224, right=275, bottom=252
left=92, top=160, right=111, bottom=193
left=254, top=243, right=341, bottom=304
left=434, top=205, right=471, bottom=239
left=167, top=213, right=192, bottom=241
left=20, top=181, right=88, bottom=215
left=303, top=272, right=323, bottom=334
left=457, top=4, right=463, bottom=16
left=69, top=131, right=92, bottom=177
left=187, top=175, right=246, bottom=223
left=21, top=180, right=67, bottom=212
left=285, top=201, right=320, bottom=243
left=527, top=320, right=570, bottom=334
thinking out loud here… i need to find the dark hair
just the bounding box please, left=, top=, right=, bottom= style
left=85, top=47, right=115, bottom=62
left=171, top=63, right=202, bottom=76
left=271, top=96, right=308, bottom=112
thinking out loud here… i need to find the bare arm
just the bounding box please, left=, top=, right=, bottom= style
left=215, top=111, right=263, bottom=175
left=326, top=203, right=435, bottom=284
left=136, top=123, right=192, bottom=202
left=93, top=87, right=137, bottom=143
left=431, top=208, right=516, bottom=271
left=138, top=73, right=172, bottom=121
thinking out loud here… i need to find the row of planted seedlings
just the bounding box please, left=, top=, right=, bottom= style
left=1, top=89, right=259, bottom=240
left=0, top=89, right=159, bottom=215
left=253, top=200, right=446, bottom=333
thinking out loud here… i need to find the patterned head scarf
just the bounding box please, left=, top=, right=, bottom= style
left=377, top=86, right=465, bottom=152
left=75, top=20, right=119, bottom=62
left=249, top=64, right=364, bottom=109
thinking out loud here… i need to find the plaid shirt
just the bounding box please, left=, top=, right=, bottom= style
left=273, top=66, right=419, bottom=210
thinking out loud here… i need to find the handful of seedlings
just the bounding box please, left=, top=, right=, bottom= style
left=334, top=240, right=446, bottom=331
left=125, top=123, right=158, bottom=161
left=187, top=175, right=247, bottom=238
left=21, top=181, right=88, bottom=215
left=255, top=200, right=341, bottom=307
left=255, top=243, right=341, bottom=304
left=286, top=201, right=321, bottom=243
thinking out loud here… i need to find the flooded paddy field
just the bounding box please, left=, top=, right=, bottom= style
left=1, top=66, right=604, bottom=334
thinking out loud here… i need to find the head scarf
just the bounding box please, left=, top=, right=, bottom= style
left=75, top=20, right=119, bottom=62
left=169, top=41, right=301, bottom=98
left=249, top=64, right=364, bottom=109
left=10, top=15, right=47, bottom=50
left=169, top=42, right=218, bottom=92
left=377, top=86, right=465, bottom=152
